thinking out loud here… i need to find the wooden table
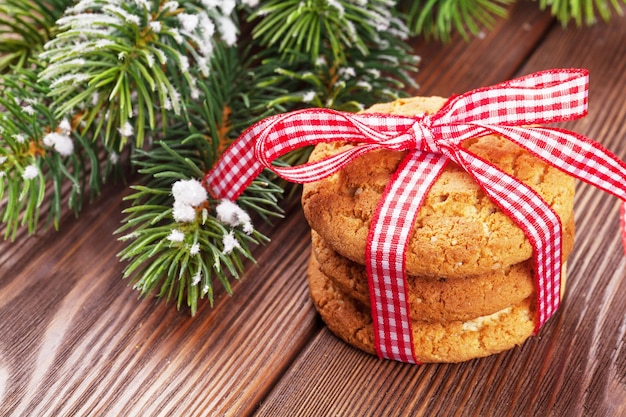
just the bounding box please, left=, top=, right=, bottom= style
left=2, top=3, right=625, bottom=416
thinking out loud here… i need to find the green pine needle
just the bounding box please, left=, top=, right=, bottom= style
left=250, top=0, right=407, bottom=64
left=539, top=0, right=625, bottom=25
left=0, top=63, right=118, bottom=239
left=0, top=0, right=73, bottom=72
left=401, top=0, right=514, bottom=41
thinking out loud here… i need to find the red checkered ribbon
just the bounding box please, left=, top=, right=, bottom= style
left=205, top=69, right=626, bottom=363
left=622, top=202, right=626, bottom=250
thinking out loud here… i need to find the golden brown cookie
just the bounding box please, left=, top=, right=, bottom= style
left=301, top=96, right=576, bottom=278
left=308, top=254, right=560, bottom=363
left=311, top=216, right=574, bottom=322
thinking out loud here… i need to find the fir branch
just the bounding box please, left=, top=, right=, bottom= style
left=257, top=36, right=420, bottom=114
left=400, top=0, right=514, bottom=41
left=116, top=43, right=288, bottom=314
left=250, top=0, right=407, bottom=64
left=0, top=0, right=73, bottom=72
left=0, top=63, right=118, bottom=239
left=38, top=0, right=240, bottom=149
left=539, top=0, right=625, bottom=25
left=117, top=137, right=283, bottom=314
left=249, top=1, right=419, bottom=114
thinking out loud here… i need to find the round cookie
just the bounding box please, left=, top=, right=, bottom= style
left=308, top=254, right=551, bottom=363
left=301, top=96, right=576, bottom=278
left=311, top=215, right=574, bottom=322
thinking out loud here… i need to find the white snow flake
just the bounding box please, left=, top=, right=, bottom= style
left=172, top=200, right=197, bottom=223
left=43, top=132, right=74, bottom=156
left=167, top=229, right=185, bottom=242
left=189, top=243, right=201, bottom=256
left=58, top=118, right=72, bottom=133
left=215, top=199, right=253, bottom=233
left=178, top=13, right=199, bottom=32
left=217, top=16, right=237, bottom=46
left=118, top=121, right=134, bottom=137
left=221, top=230, right=240, bottom=254
left=191, top=270, right=202, bottom=286
left=22, top=164, right=39, bottom=180
left=171, top=179, right=208, bottom=223
left=172, top=179, right=208, bottom=207
left=302, top=91, right=316, bottom=103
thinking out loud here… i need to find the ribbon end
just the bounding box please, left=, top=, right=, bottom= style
left=621, top=200, right=626, bottom=255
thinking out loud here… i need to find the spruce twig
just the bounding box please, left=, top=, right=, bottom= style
left=117, top=136, right=282, bottom=315
left=0, top=63, right=116, bottom=240
left=0, top=0, right=73, bottom=72
left=115, top=42, right=287, bottom=314
left=401, top=0, right=514, bottom=41
left=38, top=0, right=238, bottom=149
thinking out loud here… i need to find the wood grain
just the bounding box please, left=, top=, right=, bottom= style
left=408, top=1, right=554, bottom=96
left=255, top=7, right=626, bottom=417
left=1, top=189, right=319, bottom=416
left=1, top=2, right=625, bottom=417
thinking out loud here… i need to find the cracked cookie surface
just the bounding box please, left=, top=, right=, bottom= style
left=302, top=96, right=576, bottom=278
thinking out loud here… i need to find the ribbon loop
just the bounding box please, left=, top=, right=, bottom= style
left=433, top=68, right=589, bottom=127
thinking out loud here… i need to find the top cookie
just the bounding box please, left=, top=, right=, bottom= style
left=301, top=96, right=576, bottom=278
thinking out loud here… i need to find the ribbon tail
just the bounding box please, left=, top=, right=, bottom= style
left=621, top=201, right=626, bottom=255
left=475, top=124, right=626, bottom=202
left=454, top=148, right=563, bottom=332
left=366, top=151, right=448, bottom=363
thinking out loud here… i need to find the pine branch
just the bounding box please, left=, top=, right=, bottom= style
left=400, top=0, right=514, bottom=41
left=0, top=62, right=119, bottom=239
left=249, top=0, right=408, bottom=64
left=117, top=135, right=282, bottom=315
left=249, top=1, right=419, bottom=113
left=258, top=42, right=419, bottom=115
left=539, top=0, right=625, bottom=25
left=37, top=0, right=239, bottom=149
left=0, top=0, right=73, bottom=72
left=116, top=42, right=287, bottom=314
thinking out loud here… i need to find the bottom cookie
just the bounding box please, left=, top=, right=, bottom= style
left=308, top=254, right=566, bottom=363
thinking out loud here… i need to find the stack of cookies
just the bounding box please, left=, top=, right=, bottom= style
left=301, top=96, right=576, bottom=363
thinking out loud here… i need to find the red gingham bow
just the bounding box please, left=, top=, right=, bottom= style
left=205, top=69, right=626, bottom=363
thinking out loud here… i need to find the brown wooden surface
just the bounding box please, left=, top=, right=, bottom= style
left=1, top=2, right=625, bottom=416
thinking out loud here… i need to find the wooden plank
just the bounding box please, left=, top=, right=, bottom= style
left=0, top=1, right=556, bottom=416
left=408, top=1, right=554, bottom=96
left=0, top=185, right=320, bottom=416
left=254, top=8, right=626, bottom=417
left=511, top=11, right=626, bottom=417
left=6, top=2, right=626, bottom=417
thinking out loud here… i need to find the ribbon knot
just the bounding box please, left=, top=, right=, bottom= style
left=205, top=68, right=626, bottom=363
left=411, top=114, right=442, bottom=155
